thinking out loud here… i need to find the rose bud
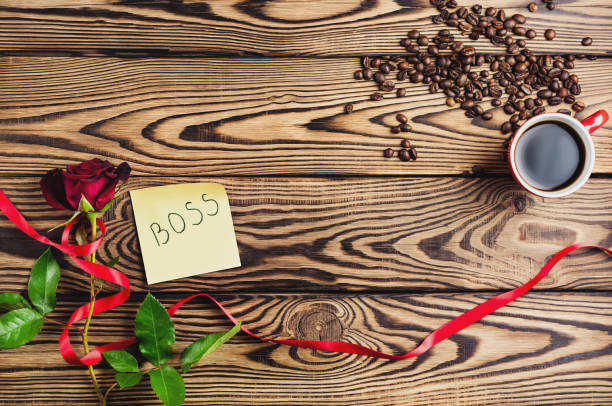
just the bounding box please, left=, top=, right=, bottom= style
left=40, top=158, right=131, bottom=212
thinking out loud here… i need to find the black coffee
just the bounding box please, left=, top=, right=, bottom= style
left=515, top=121, right=584, bottom=191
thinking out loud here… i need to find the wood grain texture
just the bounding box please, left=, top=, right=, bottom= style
left=0, top=291, right=611, bottom=404
left=2, top=176, right=611, bottom=294
left=0, top=57, right=611, bottom=176
left=0, top=0, right=610, bottom=56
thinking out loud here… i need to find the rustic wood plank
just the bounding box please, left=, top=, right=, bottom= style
left=0, top=57, right=611, bottom=176
left=0, top=0, right=610, bottom=56
left=0, top=291, right=611, bottom=404
left=2, top=176, right=612, bottom=294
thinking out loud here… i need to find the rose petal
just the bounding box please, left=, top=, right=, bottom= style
left=40, top=169, right=74, bottom=210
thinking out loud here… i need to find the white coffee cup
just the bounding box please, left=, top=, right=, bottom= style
left=508, top=109, right=609, bottom=198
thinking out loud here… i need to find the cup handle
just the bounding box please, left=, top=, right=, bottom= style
left=581, top=109, right=609, bottom=135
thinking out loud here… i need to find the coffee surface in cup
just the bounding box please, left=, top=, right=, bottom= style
left=515, top=121, right=584, bottom=191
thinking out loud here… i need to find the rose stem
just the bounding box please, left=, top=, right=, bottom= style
left=102, top=382, right=118, bottom=406
left=82, top=216, right=103, bottom=405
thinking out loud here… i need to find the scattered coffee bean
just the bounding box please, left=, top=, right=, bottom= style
left=408, top=29, right=421, bottom=39
left=344, top=103, right=354, bottom=114
left=545, top=29, right=556, bottom=40
left=492, top=99, right=502, bottom=107
left=501, top=121, right=512, bottom=134
left=482, top=112, right=493, bottom=120
left=398, top=149, right=411, bottom=161
left=400, top=123, right=412, bottom=132
left=383, top=148, right=394, bottom=158
left=397, top=88, right=407, bottom=97
left=572, top=100, right=585, bottom=112
left=446, top=97, right=456, bottom=107
left=396, top=113, right=408, bottom=123
left=391, top=125, right=401, bottom=134
left=526, top=29, right=536, bottom=39
left=581, top=37, right=592, bottom=46
left=371, top=92, right=383, bottom=101
left=401, top=139, right=411, bottom=148
left=557, top=109, right=571, bottom=115
left=546, top=2, right=555, bottom=10
left=408, top=147, right=418, bottom=161
left=528, top=2, right=538, bottom=12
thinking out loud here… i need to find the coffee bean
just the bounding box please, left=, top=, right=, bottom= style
left=582, top=37, right=592, bottom=46
left=400, top=38, right=412, bottom=47
left=485, top=7, right=497, bottom=16
left=371, top=92, right=383, bottom=101
left=482, top=112, right=493, bottom=120
left=465, top=109, right=476, bottom=118
left=380, top=63, right=391, bottom=74
left=534, top=98, right=543, bottom=107
left=381, top=80, right=395, bottom=92
left=537, top=89, right=553, bottom=99
left=564, top=95, right=575, bottom=104
left=512, top=14, right=526, bottom=24
left=558, top=87, right=569, bottom=98
left=526, top=29, right=536, bottom=39
left=383, top=148, right=394, bottom=158
left=374, top=72, right=386, bottom=83
left=517, top=39, right=526, bottom=47
left=417, top=36, right=429, bottom=46
left=515, top=62, right=528, bottom=72
left=504, top=104, right=515, bottom=114
left=398, top=149, right=410, bottom=161
left=492, top=99, right=502, bottom=107
left=344, top=103, right=354, bottom=114
left=513, top=26, right=527, bottom=36
left=508, top=43, right=519, bottom=54
left=510, top=114, right=520, bottom=124
left=408, top=147, right=418, bottom=161
left=571, top=83, right=581, bottom=95
left=408, top=30, right=421, bottom=39
left=354, top=70, right=363, bottom=80
left=397, top=88, right=407, bottom=97
left=528, top=2, right=538, bottom=12
left=391, top=125, right=401, bottom=134
left=501, top=121, right=512, bottom=134
left=462, top=46, right=476, bottom=56
left=400, top=123, right=412, bottom=132
left=557, top=109, right=571, bottom=115
left=396, top=113, right=408, bottom=123
left=545, top=29, right=556, bottom=40
left=525, top=98, right=535, bottom=109
left=363, top=68, right=374, bottom=80
left=429, top=83, right=439, bottom=93
left=428, top=45, right=440, bottom=55
left=548, top=96, right=562, bottom=106
left=520, top=84, right=532, bottom=95
left=446, top=97, right=456, bottom=107
left=457, top=6, right=468, bottom=18
left=533, top=106, right=545, bottom=116
left=572, top=100, right=585, bottom=112
left=401, top=139, right=411, bottom=148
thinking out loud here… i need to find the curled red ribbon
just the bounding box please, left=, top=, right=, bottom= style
left=1, top=189, right=610, bottom=363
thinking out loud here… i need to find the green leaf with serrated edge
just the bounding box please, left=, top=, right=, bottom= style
left=103, top=350, right=139, bottom=372
left=135, top=293, right=174, bottom=366
left=181, top=321, right=242, bottom=373
left=27, top=248, right=60, bottom=315
left=150, top=365, right=185, bottom=406
left=0, top=293, right=31, bottom=313
left=0, top=308, right=43, bottom=349
left=115, top=372, right=143, bottom=388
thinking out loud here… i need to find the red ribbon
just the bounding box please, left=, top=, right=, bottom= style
left=1, top=189, right=611, bottom=363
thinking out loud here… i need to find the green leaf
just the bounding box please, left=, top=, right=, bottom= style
left=27, top=248, right=61, bottom=315
left=0, top=293, right=31, bottom=313
left=105, top=256, right=120, bottom=268
left=115, top=372, right=143, bottom=388
left=135, top=293, right=174, bottom=366
left=181, top=322, right=242, bottom=373
left=0, top=308, right=43, bottom=349
left=103, top=350, right=139, bottom=373
left=149, top=365, right=185, bottom=406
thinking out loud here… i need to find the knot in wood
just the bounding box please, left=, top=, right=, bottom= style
left=289, top=305, right=343, bottom=342
left=513, top=195, right=527, bottom=212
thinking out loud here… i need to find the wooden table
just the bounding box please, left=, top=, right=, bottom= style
left=1, top=1, right=611, bottom=404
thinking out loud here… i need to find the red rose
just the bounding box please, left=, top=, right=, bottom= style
left=40, top=158, right=131, bottom=211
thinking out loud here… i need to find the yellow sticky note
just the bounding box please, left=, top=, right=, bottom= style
left=130, top=183, right=241, bottom=284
